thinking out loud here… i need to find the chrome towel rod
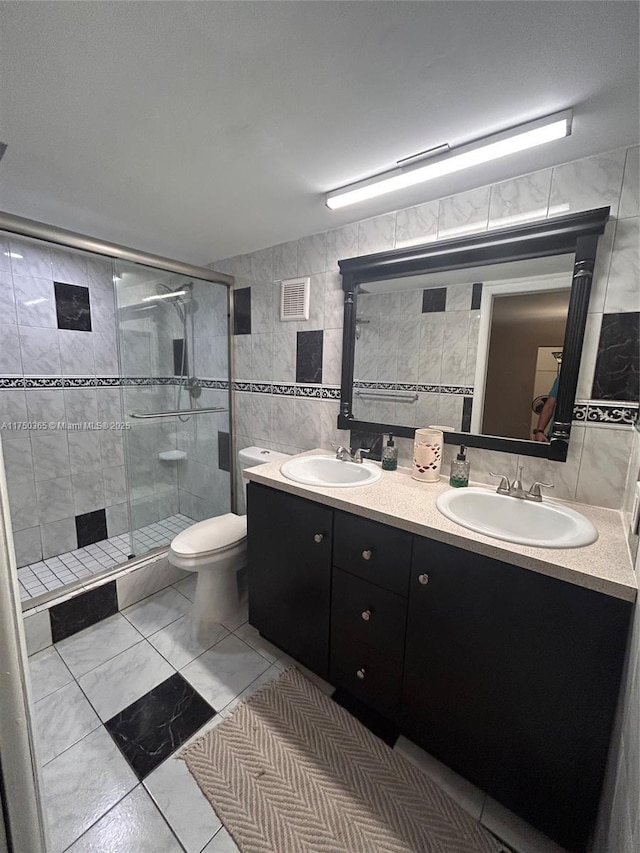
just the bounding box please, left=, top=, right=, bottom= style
left=354, top=389, right=418, bottom=403
left=129, top=406, right=227, bottom=419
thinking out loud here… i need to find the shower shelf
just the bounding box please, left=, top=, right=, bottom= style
left=129, top=406, right=227, bottom=419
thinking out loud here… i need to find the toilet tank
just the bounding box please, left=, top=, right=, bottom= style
left=238, top=446, right=290, bottom=495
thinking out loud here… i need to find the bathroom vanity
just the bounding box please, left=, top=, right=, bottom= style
left=246, top=456, right=636, bottom=853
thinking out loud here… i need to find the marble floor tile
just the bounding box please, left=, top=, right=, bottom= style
left=202, top=827, right=240, bottom=853
left=105, top=673, right=215, bottom=779
left=123, top=586, right=192, bottom=637
left=394, top=735, right=486, bottom=821
left=65, top=785, right=184, bottom=853
left=145, top=753, right=222, bottom=853
left=181, top=634, right=271, bottom=710
left=78, top=641, right=174, bottom=721
left=173, top=574, right=197, bottom=602
left=222, top=664, right=282, bottom=715
left=273, top=657, right=335, bottom=697
left=34, top=681, right=101, bottom=765
left=232, top=621, right=282, bottom=663
left=42, top=726, right=137, bottom=853
left=55, top=613, right=142, bottom=678
left=23, top=609, right=52, bottom=656
left=148, top=613, right=228, bottom=670
left=29, top=646, right=73, bottom=702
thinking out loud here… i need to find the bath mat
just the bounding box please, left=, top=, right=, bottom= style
left=181, top=667, right=502, bottom=852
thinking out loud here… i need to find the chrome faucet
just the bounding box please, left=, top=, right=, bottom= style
left=489, top=468, right=554, bottom=502
left=331, top=444, right=371, bottom=464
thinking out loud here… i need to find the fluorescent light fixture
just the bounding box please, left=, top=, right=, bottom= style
left=326, top=109, right=572, bottom=210
left=141, top=290, right=188, bottom=303
left=3, top=251, right=23, bottom=259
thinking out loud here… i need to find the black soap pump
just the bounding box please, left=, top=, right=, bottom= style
left=449, top=445, right=470, bottom=488
left=381, top=434, right=398, bottom=471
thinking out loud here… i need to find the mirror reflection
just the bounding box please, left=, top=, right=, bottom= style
left=352, top=254, right=574, bottom=442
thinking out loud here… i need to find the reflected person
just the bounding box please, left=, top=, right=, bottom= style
left=533, top=375, right=559, bottom=442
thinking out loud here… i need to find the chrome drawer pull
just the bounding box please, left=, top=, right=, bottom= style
left=361, top=609, right=372, bottom=622
left=418, top=573, right=429, bottom=585
left=313, top=533, right=323, bottom=543
left=362, top=549, right=372, bottom=561
left=356, top=667, right=366, bottom=680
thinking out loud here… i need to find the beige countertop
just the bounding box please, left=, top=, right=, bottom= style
left=246, top=450, right=637, bottom=604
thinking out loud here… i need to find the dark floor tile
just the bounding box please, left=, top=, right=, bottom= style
left=592, top=312, right=639, bottom=402
left=50, top=581, right=118, bottom=643
left=54, top=282, right=92, bottom=332
left=105, top=672, right=216, bottom=779
left=76, top=508, right=107, bottom=547
left=332, top=688, right=400, bottom=748
left=233, top=287, right=251, bottom=335
left=422, top=287, right=446, bottom=313
left=296, top=330, right=323, bottom=384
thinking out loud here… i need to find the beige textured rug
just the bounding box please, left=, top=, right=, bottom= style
left=181, top=668, right=502, bottom=853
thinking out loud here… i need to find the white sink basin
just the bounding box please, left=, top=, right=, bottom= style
left=280, top=455, right=382, bottom=488
left=436, top=487, right=598, bottom=548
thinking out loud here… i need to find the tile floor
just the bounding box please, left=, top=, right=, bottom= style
left=28, top=576, right=567, bottom=853
left=18, top=514, right=195, bottom=602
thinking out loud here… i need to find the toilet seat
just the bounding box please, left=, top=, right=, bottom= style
left=170, top=513, right=247, bottom=562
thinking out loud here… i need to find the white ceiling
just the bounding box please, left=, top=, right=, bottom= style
left=0, top=1, right=638, bottom=266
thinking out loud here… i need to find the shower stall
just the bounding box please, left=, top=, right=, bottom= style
left=0, top=214, right=233, bottom=607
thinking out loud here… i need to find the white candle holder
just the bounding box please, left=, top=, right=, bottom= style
left=412, top=427, right=443, bottom=482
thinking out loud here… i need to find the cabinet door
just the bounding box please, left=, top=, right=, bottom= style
left=247, top=483, right=333, bottom=678
left=402, top=536, right=631, bottom=852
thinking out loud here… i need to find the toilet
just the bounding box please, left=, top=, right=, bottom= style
left=168, top=446, right=290, bottom=637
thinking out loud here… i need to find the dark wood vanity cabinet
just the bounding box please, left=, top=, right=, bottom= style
left=247, top=483, right=632, bottom=852
left=247, top=483, right=333, bottom=677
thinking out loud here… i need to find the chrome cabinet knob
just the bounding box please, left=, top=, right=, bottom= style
left=362, top=549, right=372, bottom=561
left=313, top=533, right=323, bottom=543
left=361, top=609, right=372, bottom=622
left=418, top=573, right=429, bottom=585
left=356, top=667, right=366, bottom=680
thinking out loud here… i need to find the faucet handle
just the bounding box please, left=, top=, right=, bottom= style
left=489, top=472, right=511, bottom=494
left=528, top=481, right=554, bottom=501
left=331, top=443, right=350, bottom=460
left=353, top=447, right=371, bottom=463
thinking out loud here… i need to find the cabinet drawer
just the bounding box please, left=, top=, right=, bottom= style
left=330, top=629, right=402, bottom=717
left=333, top=512, right=412, bottom=596
left=331, top=568, right=406, bottom=658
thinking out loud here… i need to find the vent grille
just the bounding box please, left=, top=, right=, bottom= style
left=280, top=277, right=310, bottom=321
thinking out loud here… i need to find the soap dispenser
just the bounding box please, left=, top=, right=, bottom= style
left=449, top=445, right=470, bottom=488
left=381, top=434, right=398, bottom=471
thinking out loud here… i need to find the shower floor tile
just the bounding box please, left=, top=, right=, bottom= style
left=18, top=514, right=196, bottom=602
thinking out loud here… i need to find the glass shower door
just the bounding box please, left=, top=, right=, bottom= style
left=114, top=262, right=231, bottom=558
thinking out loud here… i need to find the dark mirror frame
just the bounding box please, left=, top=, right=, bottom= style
left=338, top=206, right=610, bottom=462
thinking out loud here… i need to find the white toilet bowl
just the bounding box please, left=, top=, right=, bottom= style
left=168, top=447, right=290, bottom=638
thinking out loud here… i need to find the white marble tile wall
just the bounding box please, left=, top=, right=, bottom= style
left=216, top=145, right=638, bottom=513
left=0, top=238, right=128, bottom=566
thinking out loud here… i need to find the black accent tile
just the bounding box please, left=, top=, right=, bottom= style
left=75, top=508, right=107, bottom=548
left=332, top=689, right=399, bottom=748
left=54, top=282, right=92, bottom=332
left=218, top=430, right=230, bottom=471
left=50, top=581, right=118, bottom=643
left=173, top=339, right=187, bottom=376
left=105, top=672, right=216, bottom=779
left=471, top=282, right=483, bottom=310
left=462, top=396, right=473, bottom=432
left=296, top=330, right=323, bottom=384
left=421, top=287, right=446, bottom=313
left=349, top=430, right=383, bottom=462
left=233, top=287, right=251, bottom=335
left=592, top=312, right=639, bottom=402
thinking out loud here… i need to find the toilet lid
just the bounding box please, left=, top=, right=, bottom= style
left=170, top=513, right=247, bottom=558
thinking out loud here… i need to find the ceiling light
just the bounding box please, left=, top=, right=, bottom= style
left=4, top=251, right=23, bottom=259
left=325, top=109, right=572, bottom=210
left=141, top=290, right=188, bottom=303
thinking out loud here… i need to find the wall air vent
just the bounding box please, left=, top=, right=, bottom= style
left=280, top=276, right=310, bottom=321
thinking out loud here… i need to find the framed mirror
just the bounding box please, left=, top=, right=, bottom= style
left=338, top=207, right=610, bottom=461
